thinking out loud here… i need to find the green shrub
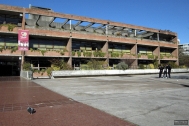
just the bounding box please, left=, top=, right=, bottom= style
left=72, top=51, right=75, bottom=56
left=40, top=50, right=46, bottom=56
left=138, top=54, right=141, bottom=58
left=23, top=62, right=31, bottom=71
left=147, top=54, right=154, bottom=59
left=46, top=67, right=53, bottom=76
left=60, top=51, right=64, bottom=55
left=139, top=64, right=144, bottom=69
left=77, top=51, right=81, bottom=57
left=111, top=52, right=119, bottom=57
left=167, top=61, right=179, bottom=68
left=11, top=46, right=18, bottom=53
left=116, top=62, right=128, bottom=70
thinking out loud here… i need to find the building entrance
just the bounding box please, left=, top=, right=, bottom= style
left=0, top=56, right=21, bottom=76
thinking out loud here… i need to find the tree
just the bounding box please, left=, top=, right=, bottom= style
left=87, top=59, right=107, bottom=70
left=49, top=59, right=72, bottom=70
left=179, top=48, right=189, bottom=68
left=116, top=62, right=128, bottom=70
left=121, top=59, right=135, bottom=68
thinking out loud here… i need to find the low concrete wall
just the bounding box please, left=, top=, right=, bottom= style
left=51, top=69, right=189, bottom=78
left=20, top=69, right=188, bottom=79
left=20, top=71, right=33, bottom=80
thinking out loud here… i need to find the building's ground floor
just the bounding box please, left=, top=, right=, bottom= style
left=0, top=55, right=177, bottom=76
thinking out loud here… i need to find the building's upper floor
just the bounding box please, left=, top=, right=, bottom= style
left=0, top=4, right=178, bottom=45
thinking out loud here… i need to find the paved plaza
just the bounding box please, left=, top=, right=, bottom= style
left=34, top=73, right=189, bottom=126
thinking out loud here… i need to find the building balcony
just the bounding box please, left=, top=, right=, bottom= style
left=0, top=47, right=21, bottom=56
left=160, top=55, right=177, bottom=60
left=25, top=50, right=70, bottom=57
left=72, top=51, right=106, bottom=58
left=0, top=24, right=20, bottom=33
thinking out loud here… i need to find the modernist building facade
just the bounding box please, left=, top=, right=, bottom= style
left=179, top=43, right=189, bottom=55
left=0, top=4, right=178, bottom=76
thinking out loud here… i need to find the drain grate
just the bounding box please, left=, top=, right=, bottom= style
left=0, top=99, right=78, bottom=112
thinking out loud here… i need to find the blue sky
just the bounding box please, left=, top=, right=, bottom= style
left=1, top=0, right=189, bottom=44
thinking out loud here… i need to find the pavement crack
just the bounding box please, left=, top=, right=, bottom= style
left=126, top=103, right=177, bottom=119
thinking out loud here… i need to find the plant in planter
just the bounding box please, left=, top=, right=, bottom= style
left=72, top=51, right=76, bottom=56
left=0, top=46, right=4, bottom=52
left=11, top=46, right=18, bottom=53
left=30, top=48, right=34, bottom=52
left=138, top=53, right=141, bottom=58
left=0, top=23, right=16, bottom=31
left=40, top=50, right=47, bottom=56
left=63, top=48, right=68, bottom=52
left=147, top=54, right=154, bottom=59
left=23, top=62, right=31, bottom=71
left=77, top=51, right=81, bottom=57
left=99, top=51, right=105, bottom=57
left=60, top=51, right=64, bottom=55
left=46, top=67, right=53, bottom=77
left=93, top=51, right=98, bottom=57
left=111, top=52, right=119, bottom=57
left=160, top=55, right=164, bottom=59
left=120, top=52, right=124, bottom=57
left=40, top=69, right=46, bottom=75
left=86, top=52, right=92, bottom=57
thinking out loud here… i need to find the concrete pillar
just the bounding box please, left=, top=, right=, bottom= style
left=67, top=38, right=72, bottom=56
left=102, top=41, right=108, bottom=56
left=21, top=10, right=26, bottom=70
left=157, top=33, right=159, bottom=41
left=21, top=10, right=26, bottom=30
left=131, top=44, right=137, bottom=56
left=67, top=38, right=72, bottom=67
left=153, top=46, right=159, bottom=58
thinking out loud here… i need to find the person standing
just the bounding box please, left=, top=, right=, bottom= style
left=158, top=65, right=163, bottom=78
left=167, top=64, right=172, bottom=78
left=163, top=65, right=167, bottom=78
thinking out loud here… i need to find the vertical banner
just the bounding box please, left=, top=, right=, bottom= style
left=18, top=29, right=29, bottom=51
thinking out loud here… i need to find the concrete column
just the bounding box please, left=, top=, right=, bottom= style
left=21, top=10, right=26, bottom=30
left=155, top=46, right=160, bottom=64
left=21, top=11, right=26, bottom=70
left=21, top=51, right=25, bottom=70
left=67, top=38, right=72, bottom=67
left=157, top=33, right=159, bottom=41
left=67, top=38, right=72, bottom=56
left=131, top=44, right=137, bottom=55
left=153, top=46, right=159, bottom=57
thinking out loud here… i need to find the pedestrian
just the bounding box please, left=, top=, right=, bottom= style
left=167, top=64, right=172, bottom=78
left=158, top=65, right=163, bottom=78
left=163, top=65, right=167, bottom=78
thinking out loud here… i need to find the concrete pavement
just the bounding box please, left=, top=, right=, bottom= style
left=34, top=73, right=189, bottom=126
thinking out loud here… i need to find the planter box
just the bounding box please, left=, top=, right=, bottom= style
left=25, top=50, right=70, bottom=57
left=122, top=54, right=136, bottom=59
left=0, top=49, right=21, bottom=56
left=138, top=55, right=148, bottom=59
left=162, top=56, right=177, bottom=60
left=0, top=25, right=19, bottom=32
left=33, top=71, right=49, bottom=78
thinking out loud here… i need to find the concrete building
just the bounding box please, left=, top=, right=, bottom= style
left=0, top=4, right=179, bottom=76
left=179, top=43, right=189, bottom=55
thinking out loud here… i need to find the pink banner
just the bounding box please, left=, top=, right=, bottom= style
left=18, top=29, right=29, bottom=51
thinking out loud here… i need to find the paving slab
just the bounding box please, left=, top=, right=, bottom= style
left=34, top=73, right=189, bottom=126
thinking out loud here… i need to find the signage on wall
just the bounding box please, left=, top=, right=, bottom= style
left=18, top=29, right=29, bottom=51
